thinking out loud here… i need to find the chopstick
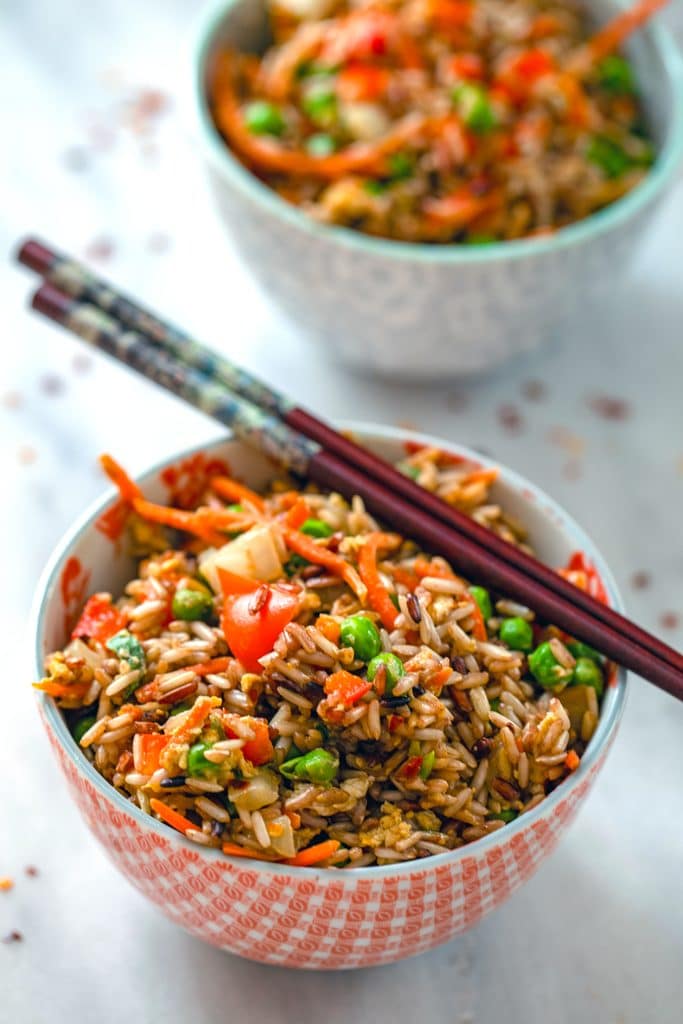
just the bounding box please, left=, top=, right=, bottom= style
left=17, top=238, right=683, bottom=678
left=23, top=277, right=683, bottom=701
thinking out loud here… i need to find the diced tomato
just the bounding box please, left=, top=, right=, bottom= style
left=388, top=714, right=403, bottom=733
left=336, top=63, right=391, bottom=102
left=497, top=49, right=555, bottom=101
left=219, top=574, right=299, bottom=672
left=137, top=734, right=169, bottom=775
left=224, top=714, right=274, bottom=765
left=402, top=755, right=423, bottom=779
left=216, top=568, right=260, bottom=596
left=72, top=594, right=126, bottom=645
left=447, top=52, right=484, bottom=80
left=324, top=670, right=372, bottom=708
left=562, top=552, right=610, bottom=606
left=316, top=614, right=341, bottom=645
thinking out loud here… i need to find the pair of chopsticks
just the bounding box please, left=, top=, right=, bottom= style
left=16, top=237, right=683, bottom=700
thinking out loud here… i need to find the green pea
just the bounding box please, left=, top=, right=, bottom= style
left=300, top=518, right=334, bottom=538
left=388, top=152, right=414, bottom=181
left=567, top=641, right=602, bottom=664
left=244, top=100, right=285, bottom=137
left=302, top=89, right=337, bottom=127
left=452, top=83, right=496, bottom=133
left=528, top=641, right=573, bottom=689
left=419, top=750, right=436, bottom=780
left=491, top=809, right=517, bottom=823
left=572, top=657, right=604, bottom=698
left=71, top=715, right=96, bottom=745
left=598, top=55, right=635, bottom=95
left=339, top=615, right=382, bottom=662
left=172, top=587, right=214, bottom=622
left=279, top=747, right=338, bottom=784
left=367, top=652, right=405, bottom=692
left=469, top=586, right=492, bottom=621
left=187, top=742, right=215, bottom=777
left=499, top=617, right=534, bottom=652
left=306, top=133, right=336, bottom=157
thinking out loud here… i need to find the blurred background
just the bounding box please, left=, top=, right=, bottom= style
left=2, top=1, right=683, bottom=1021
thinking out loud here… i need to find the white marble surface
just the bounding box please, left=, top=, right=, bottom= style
left=2, top=1, right=683, bottom=1020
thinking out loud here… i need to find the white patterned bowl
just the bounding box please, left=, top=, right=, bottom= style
left=190, top=0, right=683, bottom=378
left=32, top=426, right=627, bottom=968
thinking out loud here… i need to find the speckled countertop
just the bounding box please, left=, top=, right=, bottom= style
left=2, top=1, right=683, bottom=1020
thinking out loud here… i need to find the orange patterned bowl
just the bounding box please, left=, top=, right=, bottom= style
left=31, top=425, right=626, bottom=969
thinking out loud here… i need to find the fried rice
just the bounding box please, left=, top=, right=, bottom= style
left=207, top=0, right=655, bottom=243
left=36, top=447, right=607, bottom=868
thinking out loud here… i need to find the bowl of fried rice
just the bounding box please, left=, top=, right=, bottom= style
left=191, top=0, right=683, bottom=376
left=32, top=425, right=626, bottom=968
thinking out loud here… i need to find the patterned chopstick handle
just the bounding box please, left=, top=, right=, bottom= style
left=31, top=283, right=316, bottom=476
left=18, top=238, right=292, bottom=417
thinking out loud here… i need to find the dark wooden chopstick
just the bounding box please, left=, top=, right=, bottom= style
left=16, top=237, right=683, bottom=677
left=24, top=278, right=683, bottom=700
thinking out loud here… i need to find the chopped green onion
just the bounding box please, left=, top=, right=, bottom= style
left=452, top=83, right=496, bottom=133
left=598, top=55, right=635, bottom=95
left=388, top=152, right=414, bottom=181
left=279, top=747, right=338, bottom=784
left=491, top=808, right=517, bottom=823
left=302, top=89, right=337, bottom=127
left=419, top=750, right=436, bottom=780
left=468, top=586, right=492, bottom=621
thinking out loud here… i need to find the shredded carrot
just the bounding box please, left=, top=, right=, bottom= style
left=137, top=734, right=169, bottom=775
left=150, top=798, right=197, bottom=836
left=210, top=475, right=266, bottom=512
left=222, top=842, right=261, bottom=859
left=422, top=190, right=501, bottom=229
left=282, top=528, right=367, bottom=601
left=316, top=614, right=341, bottom=645
left=565, top=750, right=580, bottom=771
left=285, top=810, right=301, bottom=829
left=190, top=657, right=233, bottom=677
left=358, top=532, right=402, bottom=630
left=464, top=595, right=487, bottom=641
left=460, top=467, right=500, bottom=488
left=390, top=566, right=419, bottom=591
left=414, top=556, right=456, bottom=580
left=428, top=665, right=453, bottom=691
left=99, top=453, right=143, bottom=502
left=172, top=695, right=221, bottom=743
left=586, top=0, right=669, bottom=62
left=131, top=497, right=225, bottom=547
left=285, top=840, right=340, bottom=866
left=283, top=497, right=312, bottom=529
left=33, top=680, right=91, bottom=699
left=212, top=65, right=440, bottom=180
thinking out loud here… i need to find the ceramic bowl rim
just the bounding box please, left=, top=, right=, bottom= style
left=191, top=0, right=683, bottom=266
left=31, top=423, right=628, bottom=880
